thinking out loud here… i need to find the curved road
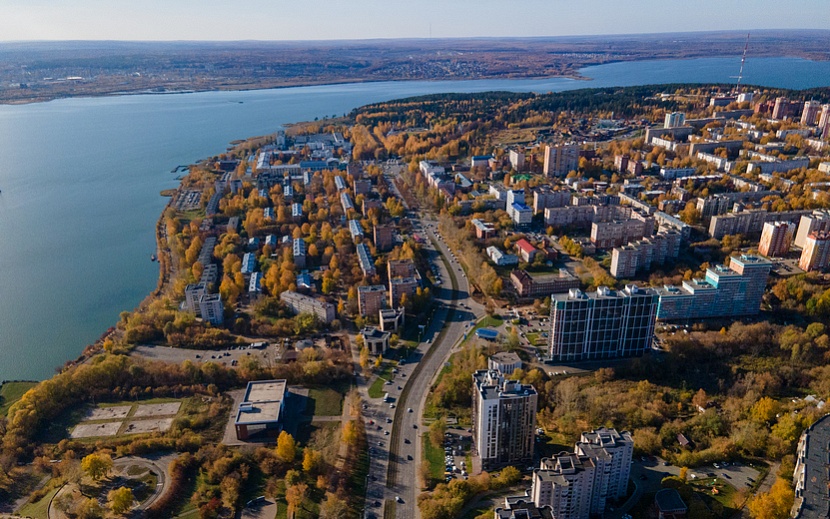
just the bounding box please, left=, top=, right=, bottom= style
left=383, top=216, right=484, bottom=519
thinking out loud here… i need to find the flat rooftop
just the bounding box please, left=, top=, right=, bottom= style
left=236, top=380, right=287, bottom=425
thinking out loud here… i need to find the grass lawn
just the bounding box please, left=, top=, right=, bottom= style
left=17, top=485, right=59, bottom=519
left=525, top=332, right=540, bottom=346
left=307, top=388, right=343, bottom=416
left=368, top=363, right=395, bottom=399
left=0, top=381, right=37, bottom=417
left=423, top=433, right=446, bottom=484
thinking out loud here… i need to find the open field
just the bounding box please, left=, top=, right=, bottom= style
left=67, top=398, right=185, bottom=439
left=0, top=381, right=37, bottom=417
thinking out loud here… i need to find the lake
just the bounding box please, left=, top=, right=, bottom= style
left=1, top=56, right=829, bottom=381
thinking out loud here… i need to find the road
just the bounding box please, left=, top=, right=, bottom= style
left=382, top=215, right=484, bottom=519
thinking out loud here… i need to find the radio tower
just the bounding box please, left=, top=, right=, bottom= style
left=732, top=33, right=750, bottom=94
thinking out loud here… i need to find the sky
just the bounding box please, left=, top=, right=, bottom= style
left=1, top=0, right=829, bottom=41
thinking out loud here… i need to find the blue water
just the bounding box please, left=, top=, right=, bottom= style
left=1, top=56, right=829, bottom=381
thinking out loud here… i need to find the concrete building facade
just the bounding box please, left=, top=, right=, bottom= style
left=549, top=286, right=659, bottom=362
left=473, top=370, right=537, bottom=470
left=758, top=221, right=795, bottom=257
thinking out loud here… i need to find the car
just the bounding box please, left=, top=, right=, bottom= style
left=396, top=496, right=403, bottom=503
left=384, top=380, right=392, bottom=385
left=377, top=441, right=383, bottom=446
left=384, top=431, right=389, bottom=436
left=374, top=501, right=381, bottom=507
left=397, top=386, right=402, bottom=390
left=389, top=403, right=396, bottom=408
left=721, top=473, right=731, bottom=479
left=368, top=420, right=374, bottom=425
left=413, top=424, right=418, bottom=429
left=386, top=418, right=392, bottom=423
left=408, top=407, right=413, bottom=413
left=377, top=425, right=382, bottom=430
left=404, top=438, right=410, bottom=444
left=713, top=463, right=720, bottom=469
left=407, top=454, right=413, bottom=460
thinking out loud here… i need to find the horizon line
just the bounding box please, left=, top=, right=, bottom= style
left=1, top=28, right=828, bottom=45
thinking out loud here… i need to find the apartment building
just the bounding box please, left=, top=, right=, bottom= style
left=575, top=429, right=634, bottom=507
left=356, top=243, right=376, bottom=277
left=794, top=210, right=830, bottom=248
left=656, top=254, right=772, bottom=320
left=510, top=269, right=579, bottom=298
left=708, top=210, right=811, bottom=239
left=185, top=282, right=207, bottom=315
left=293, top=238, right=306, bottom=268
left=373, top=224, right=394, bottom=251
left=792, top=414, right=830, bottom=519
left=543, top=144, right=580, bottom=177
left=799, top=231, right=830, bottom=272
left=610, top=231, right=682, bottom=278
left=549, top=285, right=659, bottom=362
left=509, top=149, right=526, bottom=171
left=199, top=294, right=224, bottom=326
left=531, top=453, right=596, bottom=519
left=802, top=100, right=822, bottom=126
left=590, top=215, right=654, bottom=249
left=533, top=186, right=571, bottom=214
left=473, top=370, right=537, bottom=470
left=664, top=112, right=686, bottom=128
left=357, top=285, right=387, bottom=317
left=529, top=427, right=633, bottom=519
left=280, top=290, right=336, bottom=323
left=512, top=203, right=533, bottom=227
left=758, top=221, right=795, bottom=257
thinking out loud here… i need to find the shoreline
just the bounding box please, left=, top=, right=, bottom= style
left=0, top=73, right=586, bottom=106
left=3, top=52, right=828, bottom=107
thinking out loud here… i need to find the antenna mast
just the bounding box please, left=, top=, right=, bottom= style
left=733, top=33, right=750, bottom=94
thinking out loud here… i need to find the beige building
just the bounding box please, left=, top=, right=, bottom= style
left=758, top=221, right=795, bottom=257
left=799, top=231, right=830, bottom=272
left=794, top=210, right=830, bottom=248
left=610, top=231, right=682, bottom=278
left=543, top=144, right=579, bottom=177
left=280, top=290, right=336, bottom=323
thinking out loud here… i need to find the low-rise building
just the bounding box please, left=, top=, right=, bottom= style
left=472, top=219, right=497, bottom=239
left=515, top=239, right=538, bottom=263
left=280, top=290, right=336, bottom=323
left=356, top=243, right=376, bottom=277
left=379, top=308, right=405, bottom=333
left=360, top=326, right=390, bottom=355
left=348, top=219, right=364, bottom=240
left=487, top=246, right=519, bottom=266
left=488, top=351, right=522, bottom=375
left=510, top=269, right=579, bottom=298
left=234, top=380, right=287, bottom=441
left=655, top=489, right=688, bottom=519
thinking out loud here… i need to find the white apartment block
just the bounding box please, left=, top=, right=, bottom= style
left=473, top=370, right=537, bottom=470
left=532, top=453, right=596, bottom=519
